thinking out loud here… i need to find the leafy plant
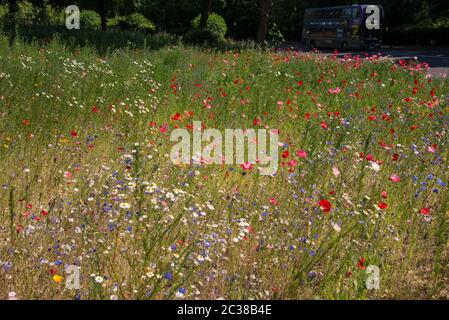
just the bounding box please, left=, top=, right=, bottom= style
left=191, top=12, right=227, bottom=38
left=80, top=10, right=101, bottom=29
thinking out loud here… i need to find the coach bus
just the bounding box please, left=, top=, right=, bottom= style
left=302, top=4, right=384, bottom=50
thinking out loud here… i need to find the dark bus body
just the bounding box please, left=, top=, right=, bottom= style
left=302, top=4, right=384, bottom=50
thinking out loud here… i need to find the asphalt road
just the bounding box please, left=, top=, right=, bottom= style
left=284, top=45, right=449, bottom=77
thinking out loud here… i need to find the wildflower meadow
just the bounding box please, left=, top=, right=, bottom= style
left=1, top=34, right=449, bottom=300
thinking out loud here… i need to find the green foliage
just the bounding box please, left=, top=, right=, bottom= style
left=80, top=10, right=101, bottom=29
left=9, top=24, right=177, bottom=53
left=117, top=13, right=156, bottom=33
left=16, top=0, right=36, bottom=23
left=268, top=22, right=284, bottom=46
left=184, top=28, right=224, bottom=45
left=1, top=0, right=449, bottom=43
left=192, top=12, right=227, bottom=38
left=0, top=5, right=8, bottom=19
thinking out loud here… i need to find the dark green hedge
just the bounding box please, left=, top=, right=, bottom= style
left=384, top=27, right=449, bottom=46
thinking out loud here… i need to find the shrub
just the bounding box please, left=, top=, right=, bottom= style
left=117, top=13, right=156, bottom=33
left=384, top=26, right=449, bottom=46
left=107, top=16, right=120, bottom=28
left=80, top=10, right=101, bottom=29
left=268, top=23, right=285, bottom=47
left=184, top=28, right=224, bottom=46
left=16, top=1, right=37, bottom=23
left=191, top=13, right=227, bottom=38
left=0, top=5, right=8, bottom=20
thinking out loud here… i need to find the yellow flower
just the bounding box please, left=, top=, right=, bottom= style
left=53, top=275, right=63, bottom=283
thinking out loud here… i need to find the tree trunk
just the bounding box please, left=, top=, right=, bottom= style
left=256, top=0, right=271, bottom=43
left=199, top=0, right=213, bottom=29
left=96, top=1, right=107, bottom=31
left=100, top=14, right=107, bottom=31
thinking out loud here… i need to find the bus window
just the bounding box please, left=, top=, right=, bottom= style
left=335, top=9, right=342, bottom=19
left=352, top=7, right=360, bottom=19
left=343, top=8, right=352, bottom=18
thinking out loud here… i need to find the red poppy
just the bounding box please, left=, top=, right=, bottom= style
left=70, top=130, right=78, bottom=138
left=378, top=202, right=388, bottom=210
left=41, top=210, right=48, bottom=217
left=319, top=200, right=332, bottom=213
left=357, top=257, right=366, bottom=270
left=281, top=150, right=290, bottom=159
left=253, top=117, right=261, bottom=126
left=420, top=208, right=430, bottom=215
left=22, top=119, right=30, bottom=126
left=171, top=113, right=181, bottom=121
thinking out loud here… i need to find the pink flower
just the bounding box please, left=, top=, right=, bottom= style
left=332, top=167, right=340, bottom=177
left=240, top=162, right=254, bottom=171
left=296, top=150, right=308, bottom=158
left=389, top=174, right=401, bottom=183
left=328, top=87, right=341, bottom=94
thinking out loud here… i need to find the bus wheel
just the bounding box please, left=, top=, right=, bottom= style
left=310, top=41, right=316, bottom=50
left=341, top=42, right=349, bottom=51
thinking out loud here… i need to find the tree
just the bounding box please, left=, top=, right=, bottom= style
left=256, top=0, right=272, bottom=43
left=199, top=0, right=213, bottom=29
